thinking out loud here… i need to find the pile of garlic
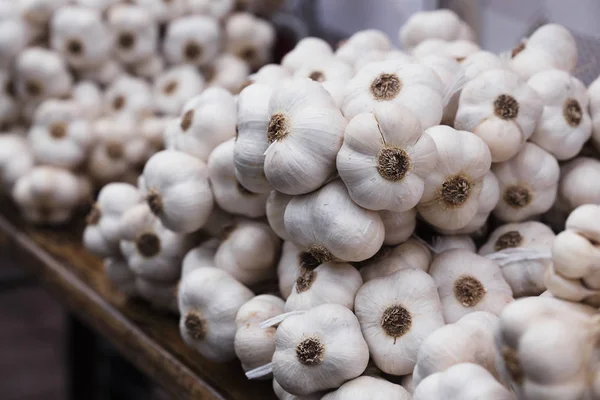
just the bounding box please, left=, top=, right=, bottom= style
left=0, top=0, right=281, bottom=224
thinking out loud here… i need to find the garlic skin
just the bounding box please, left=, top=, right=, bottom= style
left=335, top=29, right=392, bottom=67
left=200, top=205, right=235, bottom=238
left=224, top=12, right=274, bottom=69
left=413, top=363, right=515, bottom=400
left=418, top=55, right=463, bottom=125
left=19, top=0, right=68, bottom=25
left=558, top=157, right=600, bottom=213
left=588, top=75, right=600, bottom=153
left=277, top=241, right=303, bottom=299
left=322, top=376, right=412, bottom=400
left=185, top=0, right=234, bottom=19
left=353, top=49, right=412, bottom=75
left=234, top=294, right=284, bottom=373
left=355, top=268, right=445, bottom=375
left=411, top=39, right=480, bottom=61
left=181, top=238, right=219, bottom=278
left=50, top=6, right=112, bottom=69
left=140, top=150, right=213, bottom=234
left=234, top=83, right=273, bottom=194
left=417, top=125, right=492, bottom=231
left=544, top=261, right=600, bottom=306
left=73, top=0, right=119, bottom=11
left=379, top=208, right=417, bottom=245
left=492, top=143, right=559, bottom=222
left=83, top=183, right=142, bottom=258
left=78, top=59, right=124, bottom=86
left=264, top=79, right=346, bottom=195
left=272, top=303, right=369, bottom=396
left=104, top=74, right=154, bottom=120
left=0, top=71, right=19, bottom=126
left=343, top=61, right=444, bottom=129
left=337, top=103, right=437, bottom=212
left=293, top=57, right=353, bottom=84
left=460, top=51, right=506, bottom=82
left=281, top=37, right=333, bottom=72
left=119, top=203, right=194, bottom=281
left=154, top=65, right=204, bottom=117
left=214, top=220, right=280, bottom=286
left=72, top=81, right=103, bottom=120
left=272, top=378, right=322, bottom=400
left=0, top=16, right=35, bottom=69
left=509, top=24, right=577, bottom=79
left=432, top=235, right=476, bottom=253
left=266, top=190, right=292, bottom=241
left=401, top=374, right=416, bottom=395
left=455, top=68, right=543, bottom=162
left=15, top=47, right=72, bottom=102
left=249, top=64, right=292, bottom=87
left=285, top=262, right=363, bottom=312
left=284, top=180, right=385, bottom=264
left=0, top=134, right=34, bottom=193
left=179, top=267, right=254, bottom=362
left=104, top=256, right=137, bottom=296
left=133, top=0, right=185, bottom=22
left=357, top=238, right=432, bottom=282
left=399, top=9, right=474, bottom=50
left=163, top=15, right=221, bottom=67
left=413, top=311, right=502, bottom=386
left=205, top=54, right=250, bottom=94
left=130, top=53, right=165, bottom=80
left=136, top=277, right=179, bottom=312
left=429, top=249, right=513, bottom=323
left=527, top=70, right=591, bottom=160
left=209, top=139, right=268, bottom=218
left=164, top=87, right=236, bottom=161
left=140, top=116, right=169, bottom=152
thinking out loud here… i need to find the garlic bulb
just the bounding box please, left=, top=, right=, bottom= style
left=544, top=263, right=600, bottom=306
left=15, top=47, right=72, bottom=102
left=130, top=53, right=165, bottom=80
left=71, top=81, right=102, bottom=120
left=134, top=0, right=185, bottom=22
left=104, top=256, right=137, bottom=296
left=411, top=39, right=480, bottom=62
left=337, top=103, right=437, bottom=212
left=248, top=64, right=292, bottom=87
left=234, top=294, right=284, bottom=373
left=200, top=205, right=236, bottom=238
left=50, top=5, right=112, bottom=69
left=343, top=61, right=444, bottom=129
left=284, top=180, right=385, bottom=264
left=185, top=0, right=234, bottom=19
left=164, top=87, right=236, bottom=161
left=281, top=37, right=333, bottom=72
left=432, top=235, right=476, bottom=253
left=401, top=374, right=416, bottom=395
left=179, top=267, right=254, bottom=362
left=293, top=57, right=353, bottom=84
left=0, top=134, right=34, bottom=193
left=413, top=311, right=501, bottom=386
left=455, top=68, right=543, bottom=162
left=527, top=69, right=591, bottom=160
left=78, top=58, right=124, bottom=86
left=107, top=5, right=157, bottom=65
left=355, top=268, right=445, bottom=375
left=12, top=166, right=90, bottom=225
left=590, top=75, right=600, bottom=152
left=418, top=55, right=463, bottom=125
left=214, top=220, right=280, bottom=286
left=558, top=157, right=600, bottom=212
left=266, top=190, right=292, bottom=241
left=163, top=15, right=220, bottom=67
left=322, top=376, right=412, bottom=400
left=83, top=183, right=142, bottom=258
left=413, top=363, right=515, bottom=400
left=104, top=74, right=153, bottom=120
left=277, top=241, right=303, bottom=299
left=509, top=24, right=577, bottom=79
left=272, top=378, right=322, bottom=400
left=379, top=208, right=417, bottom=245
left=209, top=139, right=268, bottom=218
left=492, top=143, right=559, bottom=222
left=272, top=303, right=369, bottom=396
left=153, top=65, right=205, bottom=116
left=19, top=0, right=67, bottom=25
left=205, top=54, right=250, bottom=93
left=399, top=9, right=474, bottom=50
left=264, top=79, right=346, bottom=195
left=335, top=29, right=392, bottom=67
left=417, top=125, right=492, bottom=231
left=479, top=221, right=554, bottom=297
left=0, top=71, right=19, bottom=126
left=429, top=249, right=513, bottom=323
left=357, top=238, right=432, bottom=282
left=135, top=277, right=178, bottom=312
left=460, top=51, right=506, bottom=82
left=285, top=262, right=362, bottom=311
left=181, top=238, right=219, bottom=278
left=0, top=15, right=35, bottom=70
left=353, top=49, right=412, bottom=75
left=140, top=116, right=169, bottom=152
left=234, top=83, right=273, bottom=194
left=119, top=203, right=195, bottom=281
left=224, top=12, right=274, bottom=69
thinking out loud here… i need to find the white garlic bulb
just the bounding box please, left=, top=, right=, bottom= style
left=455, top=68, right=543, bottom=162
left=130, top=53, right=165, bottom=80
left=281, top=37, right=332, bottom=72
left=353, top=49, right=412, bottom=74
left=71, top=81, right=102, bottom=120
left=249, top=64, right=292, bottom=87
left=272, top=378, right=322, bottom=400
left=272, top=303, right=369, bottom=396
left=153, top=65, right=205, bottom=116
left=15, top=47, right=72, bottom=102
left=19, top=0, right=68, bottom=25
left=418, top=55, right=463, bottom=125
left=322, top=376, right=412, bottom=400
left=179, top=267, right=254, bottom=362
left=205, top=54, right=250, bottom=93
left=431, top=235, right=476, bottom=253
left=429, top=249, right=513, bottom=323
left=77, top=58, right=124, bottom=86
left=104, top=74, right=154, bottom=120
left=335, top=29, right=392, bottom=67
left=284, top=180, right=385, bottom=264
left=357, top=238, right=432, bottom=282
left=355, top=268, right=445, bottom=375
left=185, top=0, right=234, bottom=20
left=140, top=115, right=169, bottom=152
left=181, top=238, right=219, bottom=278
left=264, top=78, right=346, bottom=195
left=224, top=12, right=274, bottom=69
left=492, top=143, right=559, bottom=222
left=266, top=190, right=292, bottom=241
left=557, top=157, right=600, bottom=213
left=590, top=75, right=600, bottom=152
left=460, top=51, right=506, bottom=82
left=417, top=125, right=492, bottom=231
left=104, top=256, right=137, bottom=296
left=379, top=208, right=417, bottom=245
left=337, top=103, right=437, bottom=212
left=163, top=15, right=220, bottom=67
left=544, top=263, right=600, bottom=306
left=0, top=16, right=35, bottom=70
left=293, top=56, right=353, bottom=84
left=140, top=150, right=213, bottom=234
left=343, top=61, right=444, bottom=129
left=399, top=9, right=474, bottom=50
left=411, top=39, right=480, bottom=62
left=277, top=241, right=303, bottom=299
left=107, top=5, right=156, bottom=65
left=0, top=134, right=34, bottom=193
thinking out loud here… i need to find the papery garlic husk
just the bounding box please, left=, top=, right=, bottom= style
left=337, top=103, right=437, bottom=212
left=281, top=37, right=333, bottom=72
left=140, top=150, right=213, bottom=233
left=355, top=268, right=444, bottom=375
left=263, top=78, right=346, bottom=195
left=103, top=74, right=153, bottom=120
left=162, top=15, right=220, bottom=67
left=460, top=51, right=506, bottom=82
left=272, top=378, right=323, bottom=400
left=401, top=373, right=416, bottom=395
left=266, top=190, right=292, bottom=241
left=379, top=208, right=417, bottom=245
left=322, top=376, right=412, bottom=400
left=413, top=363, right=515, bottom=400
left=277, top=241, right=303, bottom=299
left=293, top=56, right=353, bottom=83
left=140, top=115, right=169, bottom=152
left=135, top=277, right=179, bottom=312
left=0, top=134, right=34, bottom=193
left=200, top=205, right=236, bottom=238
left=234, top=83, right=273, bottom=194
left=431, top=235, right=476, bottom=253
left=135, top=0, right=186, bottom=23
left=185, top=0, right=234, bottom=20
left=104, top=256, right=137, bottom=296
left=455, top=68, right=543, bottom=162
left=83, top=182, right=142, bottom=258
left=417, top=125, right=491, bottom=231
left=224, top=12, right=275, bottom=69
left=343, top=60, right=444, bottom=129
left=558, top=157, right=600, bottom=213
left=234, top=294, right=284, bottom=374
left=353, top=49, right=412, bottom=75
left=284, top=180, right=385, bottom=264
left=107, top=4, right=156, bottom=65
left=130, top=53, right=165, bottom=80
left=399, top=9, right=474, bottom=50
left=479, top=221, right=554, bottom=297
left=335, top=29, right=392, bottom=67
left=72, top=80, right=103, bottom=120
left=153, top=65, right=205, bottom=116
left=214, top=220, right=280, bottom=286
left=15, top=47, right=72, bottom=102
left=181, top=238, right=219, bottom=278
left=209, top=139, right=268, bottom=218
left=285, top=262, right=362, bottom=312
left=413, top=311, right=502, bottom=386
left=247, top=64, right=292, bottom=87
left=492, top=143, right=559, bottom=222
left=78, top=58, right=124, bottom=86
left=418, top=55, right=463, bottom=125
left=272, top=303, right=369, bottom=396
left=204, top=54, right=250, bottom=94
left=544, top=263, right=600, bottom=306
left=178, top=267, right=254, bottom=362
left=429, top=249, right=513, bottom=323
left=411, top=39, right=480, bottom=62
left=356, top=238, right=432, bottom=282
left=590, top=75, right=600, bottom=153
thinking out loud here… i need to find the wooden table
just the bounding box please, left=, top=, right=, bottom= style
left=0, top=203, right=275, bottom=400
